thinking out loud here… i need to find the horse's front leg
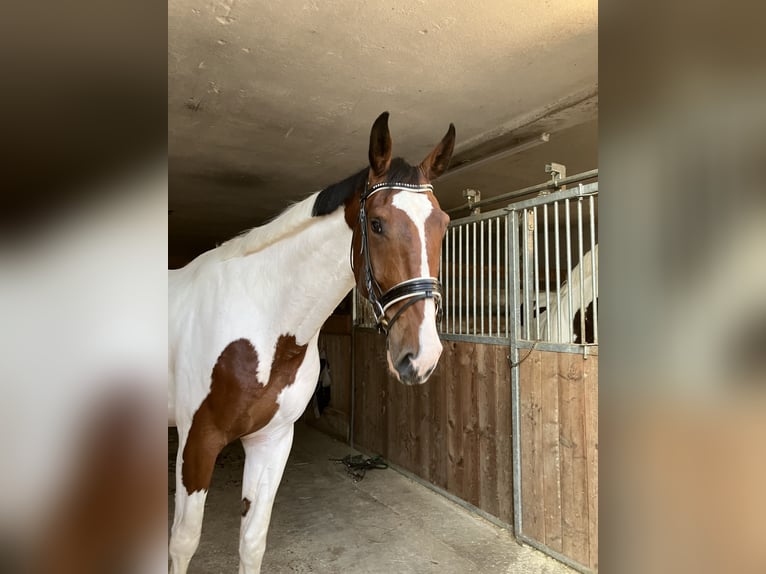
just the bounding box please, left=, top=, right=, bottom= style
left=238, top=424, right=294, bottom=574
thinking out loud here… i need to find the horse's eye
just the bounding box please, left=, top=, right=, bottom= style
left=370, top=219, right=383, bottom=234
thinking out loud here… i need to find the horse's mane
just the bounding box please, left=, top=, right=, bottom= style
left=209, top=158, right=421, bottom=262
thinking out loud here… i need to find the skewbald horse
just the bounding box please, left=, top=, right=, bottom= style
left=168, top=112, right=456, bottom=573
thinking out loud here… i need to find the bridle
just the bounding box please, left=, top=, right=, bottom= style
left=354, top=180, right=443, bottom=335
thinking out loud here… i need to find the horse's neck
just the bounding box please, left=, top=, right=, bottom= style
left=242, top=207, right=355, bottom=344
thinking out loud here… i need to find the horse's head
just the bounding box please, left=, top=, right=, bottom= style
left=351, top=112, right=455, bottom=385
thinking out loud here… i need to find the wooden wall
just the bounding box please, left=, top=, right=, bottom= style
left=352, top=329, right=514, bottom=525
left=518, top=348, right=598, bottom=571
left=302, top=331, right=352, bottom=441
left=307, top=327, right=598, bottom=571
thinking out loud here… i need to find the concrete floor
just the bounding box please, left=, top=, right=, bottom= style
left=169, top=423, right=575, bottom=574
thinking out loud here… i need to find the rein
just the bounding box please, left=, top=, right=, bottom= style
left=355, top=180, right=443, bottom=334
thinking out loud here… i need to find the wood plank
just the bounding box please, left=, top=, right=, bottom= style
left=558, top=353, right=575, bottom=562
left=559, top=353, right=589, bottom=566
left=415, top=371, right=430, bottom=482
left=429, top=341, right=450, bottom=489
left=520, top=349, right=545, bottom=542
left=477, top=342, right=498, bottom=516
left=353, top=331, right=366, bottom=451
left=540, top=350, right=563, bottom=552
left=584, top=354, right=599, bottom=570
left=446, top=341, right=464, bottom=495
left=462, top=343, right=479, bottom=506
left=495, top=343, right=513, bottom=525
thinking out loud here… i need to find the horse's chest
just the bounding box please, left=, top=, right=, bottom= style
left=193, top=334, right=319, bottom=442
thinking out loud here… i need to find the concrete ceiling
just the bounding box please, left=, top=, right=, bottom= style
left=169, top=0, right=598, bottom=265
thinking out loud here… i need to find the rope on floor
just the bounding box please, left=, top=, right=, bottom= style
left=330, top=454, right=388, bottom=482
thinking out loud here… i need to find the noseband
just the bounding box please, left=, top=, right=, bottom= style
left=355, top=181, right=443, bottom=334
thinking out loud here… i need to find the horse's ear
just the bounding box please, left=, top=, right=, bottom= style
left=420, top=123, right=456, bottom=181
left=368, top=111, right=392, bottom=177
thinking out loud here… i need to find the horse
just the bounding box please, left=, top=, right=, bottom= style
left=168, top=112, right=456, bottom=573
left=539, top=243, right=598, bottom=344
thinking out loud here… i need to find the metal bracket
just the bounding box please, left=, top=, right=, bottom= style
left=462, top=188, right=481, bottom=214
left=545, top=162, right=567, bottom=190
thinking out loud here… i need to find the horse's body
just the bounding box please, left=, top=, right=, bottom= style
left=540, top=244, right=598, bottom=343
left=168, top=113, right=455, bottom=573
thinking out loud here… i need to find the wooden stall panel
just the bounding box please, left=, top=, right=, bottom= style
left=353, top=330, right=514, bottom=526
left=303, top=332, right=352, bottom=441
left=518, top=349, right=598, bottom=571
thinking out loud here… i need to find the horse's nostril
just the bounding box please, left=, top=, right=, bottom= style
left=395, top=353, right=416, bottom=382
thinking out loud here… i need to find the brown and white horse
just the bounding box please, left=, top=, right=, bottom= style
left=168, top=112, right=455, bottom=573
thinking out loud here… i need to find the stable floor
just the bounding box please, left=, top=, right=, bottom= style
left=169, top=423, right=574, bottom=574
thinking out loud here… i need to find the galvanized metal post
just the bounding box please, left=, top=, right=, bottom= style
left=509, top=208, right=522, bottom=538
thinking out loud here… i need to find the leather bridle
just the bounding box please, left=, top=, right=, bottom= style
left=354, top=180, right=443, bottom=334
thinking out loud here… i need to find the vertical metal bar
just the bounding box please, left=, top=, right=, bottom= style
left=457, top=225, right=463, bottom=333
left=577, top=194, right=586, bottom=345
left=350, top=311, right=356, bottom=447
left=565, top=198, right=573, bottom=344
left=472, top=221, right=477, bottom=335
left=480, top=219, right=485, bottom=336
left=590, top=194, right=598, bottom=344
left=466, top=224, right=471, bottom=335
left=487, top=218, right=493, bottom=336
left=439, top=233, right=444, bottom=334
left=444, top=225, right=449, bottom=333
left=496, top=217, right=501, bottom=337
left=521, top=210, right=530, bottom=340
left=509, top=207, right=522, bottom=537
left=505, top=214, right=510, bottom=338
left=451, top=226, right=456, bottom=334
left=533, top=206, right=540, bottom=340
left=554, top=201, right=562, bottom=342
left=543, top=203, right=550, bottom=341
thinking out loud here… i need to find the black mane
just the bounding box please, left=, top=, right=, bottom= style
left=311, top=168, right=366, bottom=217
left=311, top=158, right=422, bottom=217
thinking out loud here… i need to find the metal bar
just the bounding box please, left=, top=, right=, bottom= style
left=439, top=333, right=511, bottom=346
left=439, top=232, right=444, bottom=333
left=504, top=182, right=598, bottom=213
left=555, top=200, right=562, bottom=342
left=451, top=226, right=456, bottom=334
left=521, top=210, right=530, bottom=340
left=533, top=205, right=540, bottom=340
left=515, top=339, right=599, bottom=355
left=590, top=195, right=598, bottom=344
left=457, top=225, right=463, bottom=333
left=472, top=221, right=477, bottom=335
left=464, top=226, right=475, bottom=333
left=443, top=224, right=449, bottom=333
left=496, top=217, right=501, bottom=337
left=349, top=290, right=358, bottom=447
left=505, top=214, right=510, bottom=338
left=577, top=195, right=585, bottom=344
left=565, top=198, right=573, bottom=344
left=509, top=208, right=522, bottom=537
left=543, top=203, right=550, bottom=341
left=446, top=206, right=510, bottom=227
left=480, top=219, right=485, bottom=336
left=446, top=169, right=598, bottom=215
left=487, top=218, right=493, bottom=336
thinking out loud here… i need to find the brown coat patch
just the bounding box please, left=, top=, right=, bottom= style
left=182, top=335, right=308, bottom=494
